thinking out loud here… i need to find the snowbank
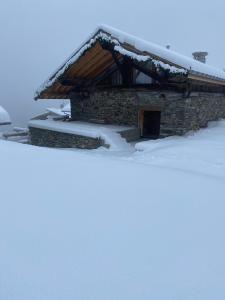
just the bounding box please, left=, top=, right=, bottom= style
left=0, top=137, right=225, bottom=299
left=0, top=105, right=11, bottom=125
left=134, top=120, right=225, bottom=178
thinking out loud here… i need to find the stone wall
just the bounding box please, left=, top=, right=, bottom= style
left=71, top=89, right=138, bottom=126
left=184, top=92, right=225, bottom=132
left=70, top=88, right=225, bottom=137
left=136, top=90, right=187, bottom=136
left=29, top=89, right=225, bottom=149
left=29, top=127, right=105, bottom=149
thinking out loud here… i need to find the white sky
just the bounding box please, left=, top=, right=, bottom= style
left=0, top=0, right=224, bottom=125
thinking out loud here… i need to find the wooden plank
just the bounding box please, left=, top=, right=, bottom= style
left=85, top=52, right=121, bottom=78
left=188, top=74, right=225, bottom=86
left=40, top=93, right=70, bottom=99
left=71, top=47, right=103, bottom=77
left=84, top=55, right=114, bottom=78
left=86, top=63, right=118, bottom=88
left=138, top=110, right=144, bottom=137
left=67, top=42, right=103, bottom=77
left=86, top=60, right=115, bottom=79
left=77, top=52, right=112, bottom=77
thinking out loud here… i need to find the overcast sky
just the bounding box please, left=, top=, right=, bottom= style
left=0, top=0, right=224, bottom=126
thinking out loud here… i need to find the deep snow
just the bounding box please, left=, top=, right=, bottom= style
left=1, top=121, right=225, bottom=299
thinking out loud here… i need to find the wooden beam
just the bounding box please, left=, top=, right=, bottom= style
left=39, top=93, right=70, bottom=99
left=132, top=60, right=164, bottom=82
left=188, top=73, right=225, bottom=86
left=58, top=77, right=85, bottom=86
left=88, top=63, right=118, bottom=88
left=111, top=52, right=126, bottom=82
left=122, top=57, right=134, bottom=86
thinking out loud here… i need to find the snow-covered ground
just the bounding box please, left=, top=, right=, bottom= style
left=134, top=120, right=225, bottom=179
left=1, top=120, right=225, bottom=300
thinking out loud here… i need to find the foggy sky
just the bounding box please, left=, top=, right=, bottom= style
left=1, top=0, right=224, bottom=126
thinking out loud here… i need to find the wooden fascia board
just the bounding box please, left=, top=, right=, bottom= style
left=38, top=94, right=70, bottom=100
left=188, top=73, right=225, bottom=86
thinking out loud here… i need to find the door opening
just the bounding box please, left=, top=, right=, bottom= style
left=141, top=111, right=161, bottom=139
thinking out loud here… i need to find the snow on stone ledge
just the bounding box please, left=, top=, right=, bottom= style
left=29, top=119, right=133, bottom=151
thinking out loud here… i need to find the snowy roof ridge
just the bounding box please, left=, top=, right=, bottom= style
left=35, top=24, right=225, bottom=99
left=97, top=24, right=225, bottom=80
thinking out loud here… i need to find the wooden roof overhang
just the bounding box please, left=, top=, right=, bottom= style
left=188, top=71, right=225, bottom=86
left=37, top=41, right=117, bottom=99
left=35, top=30, right=225, bottom=100
left=35, top=31, right=189, bottom=100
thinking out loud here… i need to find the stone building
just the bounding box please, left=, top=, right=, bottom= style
left=30, top=25, right=225, bottom=149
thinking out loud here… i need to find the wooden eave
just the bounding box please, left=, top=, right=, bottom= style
left=37, top=40, right=122, bottom=99
left=188, top=72, right=225, bottom=86
left=36, top=30, right=225, bottom=100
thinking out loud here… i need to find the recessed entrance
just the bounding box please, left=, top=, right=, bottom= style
left=140, top=110, right=161, bottom=139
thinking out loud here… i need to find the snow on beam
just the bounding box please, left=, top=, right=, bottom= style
left=34, top=30, right=187, bottom=100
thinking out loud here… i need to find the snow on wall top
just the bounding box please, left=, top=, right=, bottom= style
left=35, top=24, right=225, bottom=99
left=29, top=119, right=133, bottom=151
left=0, top=106, right=11, bottom=125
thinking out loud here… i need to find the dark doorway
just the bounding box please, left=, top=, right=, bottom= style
left=142, top=111, right=161, bottom=138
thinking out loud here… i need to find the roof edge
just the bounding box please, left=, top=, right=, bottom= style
left=35, top=24, right=225, bottom=100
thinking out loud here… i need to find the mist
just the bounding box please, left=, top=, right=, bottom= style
left=1, top=0, right=224, bottom=126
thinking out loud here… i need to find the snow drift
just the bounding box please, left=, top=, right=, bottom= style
left=1, top=120, right=225, bottom=299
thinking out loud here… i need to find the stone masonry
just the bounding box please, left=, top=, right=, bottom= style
left=71, top=87, right=225, bottom=137
left=30, top=88, right=225, bottom=149
left=29, top=127, right=105, bottom=149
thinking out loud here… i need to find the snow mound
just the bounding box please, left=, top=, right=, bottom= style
left=0, top=105, right=11, bottom=125
left=134, top=119, right=225, bottom=179
left=1, top=131, right=225, bottom=299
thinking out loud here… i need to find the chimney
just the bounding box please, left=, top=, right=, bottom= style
left=192, top=51, right=208, bottom=63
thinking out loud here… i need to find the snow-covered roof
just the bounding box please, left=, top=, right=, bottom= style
left=0, top=106, right=11, bottom=125
left=98, top=25, right=225, bottom=80
left=35, top=24, right=225, bottom=100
